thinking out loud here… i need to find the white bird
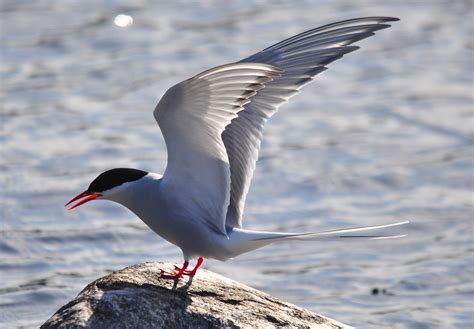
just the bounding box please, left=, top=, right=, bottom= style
left=66, top=17, right=408, bottom=279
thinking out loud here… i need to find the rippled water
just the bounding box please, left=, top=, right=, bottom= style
left=1, top=1, right=473, bottom=328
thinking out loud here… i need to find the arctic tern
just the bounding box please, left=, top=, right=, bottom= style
left=66, top=17, right=407, bottom=279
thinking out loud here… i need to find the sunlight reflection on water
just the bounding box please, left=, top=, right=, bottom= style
left=114, top=14, right=133, bottom=28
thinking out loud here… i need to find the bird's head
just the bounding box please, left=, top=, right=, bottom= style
left=65, top=168, right=148, bottom=210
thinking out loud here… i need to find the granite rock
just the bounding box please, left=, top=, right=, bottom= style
left=42, top=262, right=352, bottom=328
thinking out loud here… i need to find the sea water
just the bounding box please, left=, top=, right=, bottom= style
left=1, top=1, right=472, bottom=328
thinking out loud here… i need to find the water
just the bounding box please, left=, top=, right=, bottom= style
left=1, top=1, right=473, bottom=328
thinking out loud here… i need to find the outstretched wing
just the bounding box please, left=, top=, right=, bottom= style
left=154, top=63, right=282, bottom=236
left=223, top=17, right=399, bottom=228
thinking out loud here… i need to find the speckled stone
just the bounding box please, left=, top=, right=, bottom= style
left=41, top=262, right=352, bottom=328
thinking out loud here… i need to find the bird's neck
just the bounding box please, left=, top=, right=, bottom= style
left=111, top=172, right=163, bottom=212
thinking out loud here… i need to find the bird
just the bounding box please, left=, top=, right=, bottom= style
left=66, top=17, right=408, bottom=279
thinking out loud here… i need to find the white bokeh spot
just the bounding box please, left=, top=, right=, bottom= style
left=114, top=14, right=133, bottom=28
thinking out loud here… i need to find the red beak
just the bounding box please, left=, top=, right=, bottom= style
left=65, top=191, right=102, bottom=210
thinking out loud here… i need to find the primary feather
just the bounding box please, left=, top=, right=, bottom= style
left=223, top=17, right=399, bottom=228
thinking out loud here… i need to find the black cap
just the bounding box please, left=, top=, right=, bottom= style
left=87, top=168, right=148, bottom=193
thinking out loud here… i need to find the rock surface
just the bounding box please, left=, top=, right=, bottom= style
left=42, top=262, right=352, bottom=328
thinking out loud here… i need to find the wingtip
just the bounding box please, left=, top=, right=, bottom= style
left=378, top=16, right=400, bottom=22
left=337, top=16, right=400, bottom=25
left=364, top=16, right=400, bottom=22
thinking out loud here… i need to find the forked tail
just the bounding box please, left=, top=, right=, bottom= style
left=227, top=221, right=409, bottom=258
left=265, top=220, right=410, bottom=241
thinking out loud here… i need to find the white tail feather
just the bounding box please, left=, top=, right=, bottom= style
left=282, top=220, right=410, bottom=241
left=226, top=221, right=409, bottom=258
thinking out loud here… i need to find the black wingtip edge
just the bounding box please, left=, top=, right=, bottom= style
left=381, top=17, right=400, bottom=22
left=366, top=16, right=400, bottom=22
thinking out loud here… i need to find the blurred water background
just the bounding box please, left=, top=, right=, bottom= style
left=1, top=1, right=473, bottom=328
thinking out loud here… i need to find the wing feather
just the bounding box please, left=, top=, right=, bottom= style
left=223, top=17, right=399, bottom=228
left=154, top=63, right=282, bottom=235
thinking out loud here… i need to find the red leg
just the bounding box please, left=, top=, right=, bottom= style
left=174, top=257, right=204, bottom=276
left=184, top=257, right=204, bottom=276
left=160, top=260, right=189, bottom=279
